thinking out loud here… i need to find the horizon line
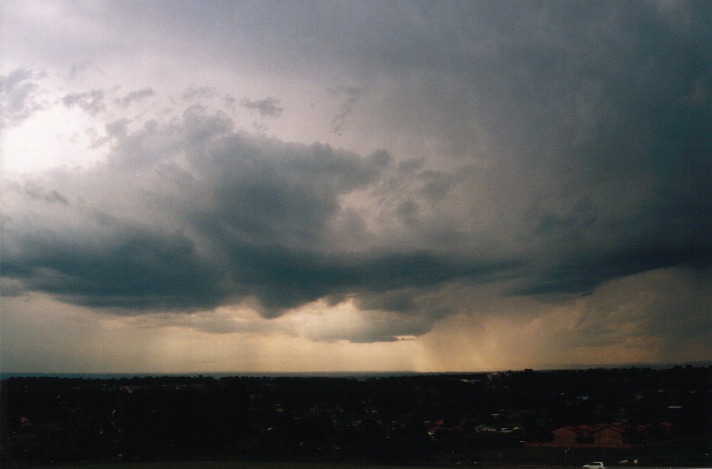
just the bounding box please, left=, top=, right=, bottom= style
left=3, top=361, right=711, bottom=379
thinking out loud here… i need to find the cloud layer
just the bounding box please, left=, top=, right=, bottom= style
left=1, top=0, right=710, bottom=369
left=3, top=105, right=517, bottom=322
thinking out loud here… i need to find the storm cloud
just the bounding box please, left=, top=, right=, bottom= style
left=1, top=0, right=710, bottom=367
left=2, top=105, right=517, bottom=321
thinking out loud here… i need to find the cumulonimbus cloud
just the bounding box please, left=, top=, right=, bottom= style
left=3, top=95, right=709, bottom=337
left=1, top=105, right=517, bottom=322
left=2, top=1, right=711, bottom=347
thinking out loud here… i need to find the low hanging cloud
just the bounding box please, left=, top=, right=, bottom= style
left=2, top=105, right=515, bottom=325
left=3, top=94, right=709, bottom=341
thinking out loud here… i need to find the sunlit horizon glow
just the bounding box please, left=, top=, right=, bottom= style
left=1, top=1, right=711, bottom=373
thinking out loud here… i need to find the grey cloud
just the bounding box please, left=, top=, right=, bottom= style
left=16, top=180, right=69, bottom=205
left=224, top=95, right=237, bottom=109
left=240, top=96, right=283, bottom=117
left=105, top=118, right=130, bottom=138
left=182, top=86, right=216, bottom=101
left=4, top=88, right=709, bottom=338
left=2, top=194, right=227, bottom=312
left=3, top=1, right=712, bottom=345
left=559, top=267, right=712, bottom=357
left=116, top=87, right=155, bottom=106
left=68, top=60, right=103, bottom=80
left=327, top=313, right=435, bottom=343
left=2, top=108, right=516, bottom=330
left=478, top=2, right=712, bottom=297
left=0, top=278, right=26, bottom=298
left=177, top=306, right=435, bottom=344
left=86, top=119, right=132, bottom=149
left=19, top=233, right=222, bottom=311
left=62, top=89, right=106, bottom=115
left=69, top=60, right=91, bottom=80
left=330, top=87, right=362, bottom=134
left=418, top=170, right=452, bottom=202
left=1, top=67, right=46, bottom=126
left=219, top=244, right=517, bottom=318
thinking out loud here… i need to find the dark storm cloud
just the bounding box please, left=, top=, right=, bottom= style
left=218, top=243, right=516, bottom=317
left=4, top=226, right=225, bottom=311
left=2, top=177, right=226, bottom=311
left=453, top=1, right=712, bottom=298
left=551, top=267, right=712, bottom=359
left=3, top=1, right=711, bottom=345
left=240, top=97, right=283, bottom=117
left=2, top=106, right=517, bottom=321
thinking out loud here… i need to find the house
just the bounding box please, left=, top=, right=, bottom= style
left=544, top=423, right=631, bottom=448
left=592, top=424, right=626, bottom=447
left=551, top=426, right=578, bottom=446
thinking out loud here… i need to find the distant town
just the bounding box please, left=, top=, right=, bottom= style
left=2, top=365, right=711, bottom=467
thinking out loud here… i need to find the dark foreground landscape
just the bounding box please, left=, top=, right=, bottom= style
left=1, top=366, right=711, bottom=467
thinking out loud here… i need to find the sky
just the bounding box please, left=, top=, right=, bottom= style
left=1, top=0, right=711, bottom=373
